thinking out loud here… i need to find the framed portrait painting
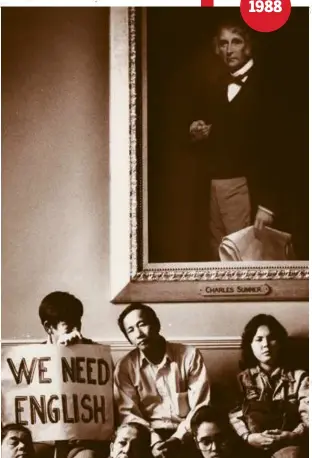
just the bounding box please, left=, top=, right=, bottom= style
left=109, top=7, right=308, bottom=303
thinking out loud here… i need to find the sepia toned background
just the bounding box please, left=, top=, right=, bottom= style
left=2, top=8, right=308, bottom=384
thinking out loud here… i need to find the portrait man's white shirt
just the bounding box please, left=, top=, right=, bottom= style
left=227, top=58, right=254, bottom=102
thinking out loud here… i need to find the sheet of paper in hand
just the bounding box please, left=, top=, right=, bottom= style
left=1, top=344, right=114, bottom=442
left=219, top=226, right=294, bottom=261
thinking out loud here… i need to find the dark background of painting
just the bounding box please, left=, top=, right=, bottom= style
left=146, top=7, right=308, bottom=262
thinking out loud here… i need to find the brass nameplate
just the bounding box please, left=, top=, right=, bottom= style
left=200, top=283, right=271, bottom=297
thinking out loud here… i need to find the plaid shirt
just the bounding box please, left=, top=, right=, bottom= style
left=229, top=367, right=309, bottom=439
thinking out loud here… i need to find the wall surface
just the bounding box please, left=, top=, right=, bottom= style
left=1, top=8, right=308, bottom=346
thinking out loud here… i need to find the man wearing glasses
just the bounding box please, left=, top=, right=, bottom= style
left=190, top=406, right=238, bottom=458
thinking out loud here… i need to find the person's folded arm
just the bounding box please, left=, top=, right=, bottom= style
left=291, top=371, right=309, bottom=439
left=113, top=360, right=162, bottom=446
left=114, top=360, right=149, bottom=426
left=228, top=373, right=250, bottom=440
left=229, top=406, right=250, bottom=440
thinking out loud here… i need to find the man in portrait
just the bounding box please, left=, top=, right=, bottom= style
left=147, top=8, right=308, bottom=263
left=189, top=17, right=283, bottom=260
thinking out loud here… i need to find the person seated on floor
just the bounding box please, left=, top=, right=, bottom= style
left=191, top=405, right=238, bottom=458
left=114, top=303, right=210, bottom=458
left=2, top=423, right=35, bottom=458
left=229, top=314, right=309, bottom=458
left=110, top=423, right=152, bottom=458
left=34, top=291, right=109, bottom=458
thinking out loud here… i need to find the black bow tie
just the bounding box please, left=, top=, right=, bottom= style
left=226, top=73, right=247, bottom=86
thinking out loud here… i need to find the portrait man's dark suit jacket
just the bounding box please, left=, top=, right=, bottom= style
left=191, top=65, right=284, bottom=221
left=185, top=65, right=295, bottom=261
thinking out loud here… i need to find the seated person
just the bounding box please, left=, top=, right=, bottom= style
left=34, top=291, right=109, bottom=458
left=114, top=303, right=210, bottom=458
left=110, top=423, right=152, bottom=458
left=2, top=423, right=35, bottom=458
left=229, top=314, right=309, bottom=458
left=190, top=405, right=238, bottom=458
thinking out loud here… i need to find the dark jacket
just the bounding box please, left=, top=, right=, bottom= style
left=191, top=66, right=284, bottom=220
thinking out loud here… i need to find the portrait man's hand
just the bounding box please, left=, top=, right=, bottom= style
left=190, top=120, right=212, bottom=141
left=254, top=207, right=274, bottom=238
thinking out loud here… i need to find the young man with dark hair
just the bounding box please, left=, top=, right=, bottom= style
left=39, top=291, right=93, bottom=346
left=114, top=303, right=210, bottom=458
left=34, top=291, right=109, bottom=458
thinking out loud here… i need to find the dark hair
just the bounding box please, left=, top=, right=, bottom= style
left=117, top=303, right=160, bottom=341
left=1, top=424, right=33, bottom=444
left=240, top=314, right=288, bottom=369
left=191, top=405, right=228, bottom=434
left=38, top=291, right=84, bottom=328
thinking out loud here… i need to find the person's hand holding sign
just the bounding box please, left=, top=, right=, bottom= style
left=189, top=120, right=212, bottom=142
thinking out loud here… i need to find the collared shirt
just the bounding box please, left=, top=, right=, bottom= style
left=227, top=58, right=254, bottom=102
left=229, top=366, right=309, bottom=439
left=114, top=341, right=210, bottom=443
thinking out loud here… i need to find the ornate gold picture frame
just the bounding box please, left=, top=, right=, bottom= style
left=109, top=7, right=308, bottom=303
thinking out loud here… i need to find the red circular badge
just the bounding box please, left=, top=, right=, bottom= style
left=240, top=0, right=291, bottom=32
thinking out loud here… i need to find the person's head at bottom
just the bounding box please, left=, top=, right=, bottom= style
left=191, top=406, right=232, bottom=458
left=110, top=423, right=151, bottom=458
left=1, top=424, right=34, bottom=458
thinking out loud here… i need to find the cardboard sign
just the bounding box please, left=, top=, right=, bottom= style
left=2, top=344, right=114, bottom=442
